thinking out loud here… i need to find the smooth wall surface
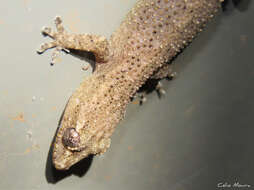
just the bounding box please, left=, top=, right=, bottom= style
left=0, top=0, right=253, bottom=189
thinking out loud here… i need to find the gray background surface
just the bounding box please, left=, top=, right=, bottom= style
left=0, top=0, right=253, bottom=189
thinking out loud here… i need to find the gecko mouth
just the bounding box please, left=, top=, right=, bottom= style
left=52, top=141, right=90, bottom=170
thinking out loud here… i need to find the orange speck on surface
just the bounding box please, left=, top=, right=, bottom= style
left=31, top=114, right=36, bottom=118
left=127, top=146, right=133, bottom=151
left=132, top=100, right=139, bottom=105
left=104, top=175, right=112, bottom=181
left=11, top=113, right=26, bottom=122
left=24, top=148, right=31, bottom=154
left=51, top=106, right=57, bottom=111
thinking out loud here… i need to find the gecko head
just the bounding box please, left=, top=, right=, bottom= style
left=51, top=97, right=112, bottom=170
left=52, top=123, right=111, bottom=170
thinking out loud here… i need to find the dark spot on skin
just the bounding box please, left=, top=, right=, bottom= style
left=62, top=128, right=80, bottom=148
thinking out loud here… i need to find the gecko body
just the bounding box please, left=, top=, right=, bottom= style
left=38, top=0, right=223, bottom=170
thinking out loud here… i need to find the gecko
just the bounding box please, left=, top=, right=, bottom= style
left=38, top=0, right=224, bottom=170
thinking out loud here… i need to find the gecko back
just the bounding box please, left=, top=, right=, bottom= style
left=38, top=0, right=223, bottom=170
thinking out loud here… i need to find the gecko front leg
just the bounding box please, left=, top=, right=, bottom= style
left=37, top=16, right=110, bottom=64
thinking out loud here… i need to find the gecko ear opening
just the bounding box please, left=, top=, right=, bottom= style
left=62, top=128, right=81, bottom=151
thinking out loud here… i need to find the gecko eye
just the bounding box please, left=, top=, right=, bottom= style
left=62, top=128, right=80, bottom=149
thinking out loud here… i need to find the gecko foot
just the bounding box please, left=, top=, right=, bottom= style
left=156, top=82, right=166, bottom=98
left=131, top=93, right=147, bottom=105
left=37, top=16, right=70, bottom=65
left=138, top=93, right=147, bottom=105
left=37, top=16, right=110, bottom=64
left=166, top=71, right=177, bottom=80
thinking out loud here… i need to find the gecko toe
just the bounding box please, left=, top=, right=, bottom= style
left=50, top=46, right=63, bottom=65
left=54, top=16, right=62, bottom=25
left=140, top=96, right=147, bottom=105
left=138, top=93, right=147, bottom=105
left=54, top=16, right=65, bottom=33
left=169, top=72, right=177, bottom=78
left=156, top=82, right=166, bottom=98
left=50, top=47, right=70, bottom=65
left=37, top=41, right=57, bottom=54
left=41, top=26, right=55, bottom=38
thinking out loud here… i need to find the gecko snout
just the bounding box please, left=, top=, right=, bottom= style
left=62, top=128, right=81, bottom=150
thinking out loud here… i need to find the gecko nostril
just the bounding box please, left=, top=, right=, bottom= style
left=62, top=128, right=80, bottom=148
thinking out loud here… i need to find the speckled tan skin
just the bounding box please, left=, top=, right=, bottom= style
left=38, top=0, right=223, bottom=170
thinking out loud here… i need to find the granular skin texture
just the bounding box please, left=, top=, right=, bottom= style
left=38, top=0, right=223, bottom=170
